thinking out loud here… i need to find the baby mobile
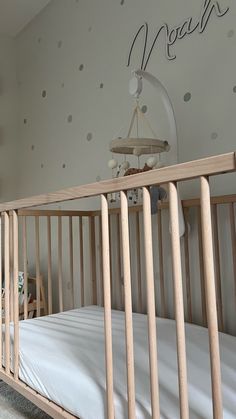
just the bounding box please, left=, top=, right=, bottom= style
left=107, top=73, right=170, bottom=209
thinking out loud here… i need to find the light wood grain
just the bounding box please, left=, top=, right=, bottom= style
left=89, top=217, right=97, bottom=305
left=0, top=153, right=234, bottom=212
left=183, top=208, right=192, bottom=323
left=13, top=211, right=19, bottom=379
left=157, top=210, right=166, bottom=318
left=200, top=176, right=222, bottom=419
left=69, top=216, right=74, bottom=308
left=79, top=216, right=84, bottom=307
left=101, top=194, right=115, bottom=419
left=136, top=211, right=142, bottom=313
left=120, top=191, right=136, bottom=419
left=116, top=214, right=122, bottom=310
left=229, top=203, right=236, bottom=310
left=169, top=182, right=189, bottom=419
left=47, top=216, right=53, bottom=314
left=98, top=215, right=104, bottom=307
left=197, top=208, right=207, bottom=327
left=58, top=216, right=63, bottom=312
left=143, top=187, right=160, bottom=419
left=22, top=216, right=28, bottom=320
left=35, top=216, right=41, bottom=317
left=4, top=212, right=10, bottom=375
left=212, top=204, right=223, bottom=332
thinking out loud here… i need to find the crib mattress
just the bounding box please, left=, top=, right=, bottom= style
left=6, top=306, right=236, bottom=419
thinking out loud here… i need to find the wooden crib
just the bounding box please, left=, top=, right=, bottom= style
left=0, top=152, right=235, bottom=419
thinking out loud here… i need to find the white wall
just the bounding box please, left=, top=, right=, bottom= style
left=0, top=35, right=18, bottom=201
left=14, top=0, right=236, bottom=203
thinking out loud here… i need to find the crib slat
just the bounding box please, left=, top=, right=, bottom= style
left=4, top=212, right=10, bottom=375
left=9, top=215, right=13, bottom=322
left=212, top=204, right=223, bottom=332
left=99, top=215, right=104, bottom=307
left=229, top=203, right=236, bottom=309
left=69, top=216, right=74, bottom=308
left=109, top=215, right=113, bottom=304
left=35, top=216, right=41, bottom=317
left=13, top=211, right=19, bottom=379
left=22, top=216, right=28, bottom=320
left=79, top=217, right=84, bottom=307
left=116, top=214, right=122, bottom=310
left=101, top=194, right=114, bottom=419
left=136, top=212, right=142, bottom=313
left=169, top=182, right=189, bottom=419
left=183, top=208, right=192, bottom=323
left=0, top=215, right=2, bottom=370
left=157, top=209, right=166, bottom=318
left=197, top=207, right=207, bottom=327
left=89, top=217, right=97, bottom=305
left=120, top=191, right=136, bottom=419
left=47, top=216, right=52, bottom=314
left=58, top=216, right=63, bottom=312
left=143, top=187, right=160, bottom=419
left=200, top=176, right=222, bottom=418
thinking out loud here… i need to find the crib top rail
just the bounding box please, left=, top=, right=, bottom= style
left=0, top=152, right=235, bottom=212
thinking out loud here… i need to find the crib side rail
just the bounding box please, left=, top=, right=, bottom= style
left=0, top=152, right=235, bottom=419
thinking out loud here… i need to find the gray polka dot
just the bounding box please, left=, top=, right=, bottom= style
left=183, top=92, right=191, bottom=102
left=233, top=86, right=236, bottom=93
left=38, top=37, right=41, bottom=43
left=211, top=132, right=218, bottom=140
left=227, top=29, right=234, bottom=38
left=31, top=145, right=35, bottom=151
left=57, top=40, right=63, bottom=48
left=87, top=133, right=93, bottom=141
left=62, top=163, right=66, bottom=168
left=61, top=82, right=65, bottom=88
left=41, top=163, right=44, bottom=168
left=79, top=64, right=84, bottom=71
left=96, top=175, right=101, bottom=182
left=42, top=90, right=47, bottom=98
left=141, top=105, right=148, bottom=113
left=67, top=115, right=73, bottom=123
left=24, top=118, right=27, bottom=124
left=100, top=83, right=104, bottom=89
left=120, top=0, right=124, bottom=4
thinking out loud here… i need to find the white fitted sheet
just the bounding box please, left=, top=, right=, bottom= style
left=6, top=306, right=236, bottom=418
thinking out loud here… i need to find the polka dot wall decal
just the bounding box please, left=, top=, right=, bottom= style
left=120, top=0, right=124, bottom=4
left=96, top=175, right=101, bottom=182
left=42, top=90, right=47, bottom=98
left=100, top=83, right=104, bottom=89
left=57, top=40, right=63, bottom=48
left=227, top=29, right=234, bottom=38
left=41, top=163, right=44, bottom=168
left=183, top=92, right=191, bottom=102
left=211, top=132, right=218, bottom=140
left=37, top=37, right=41, bottom=43
left=61, top=82, right=65, bottom=88
left=141, top=105, right=148, bottom=113
left=79, top=64, right=84, bottom=71
left=233, top=86, right=236, bottom=93
left=24, top=118, right=27, bottom=124
left=31, top=145, right=35, bottom=151
left=62, top=163, right=66, bottom=168
left=67, top=115, right=73, bottom=123
left=87, top=133, right=93, bottom=141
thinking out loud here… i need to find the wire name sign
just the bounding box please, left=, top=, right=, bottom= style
left=127, top=0, right=229, bottom=70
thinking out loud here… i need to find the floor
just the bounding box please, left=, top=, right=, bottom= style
left=0, top=381, right=51, bottom=418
